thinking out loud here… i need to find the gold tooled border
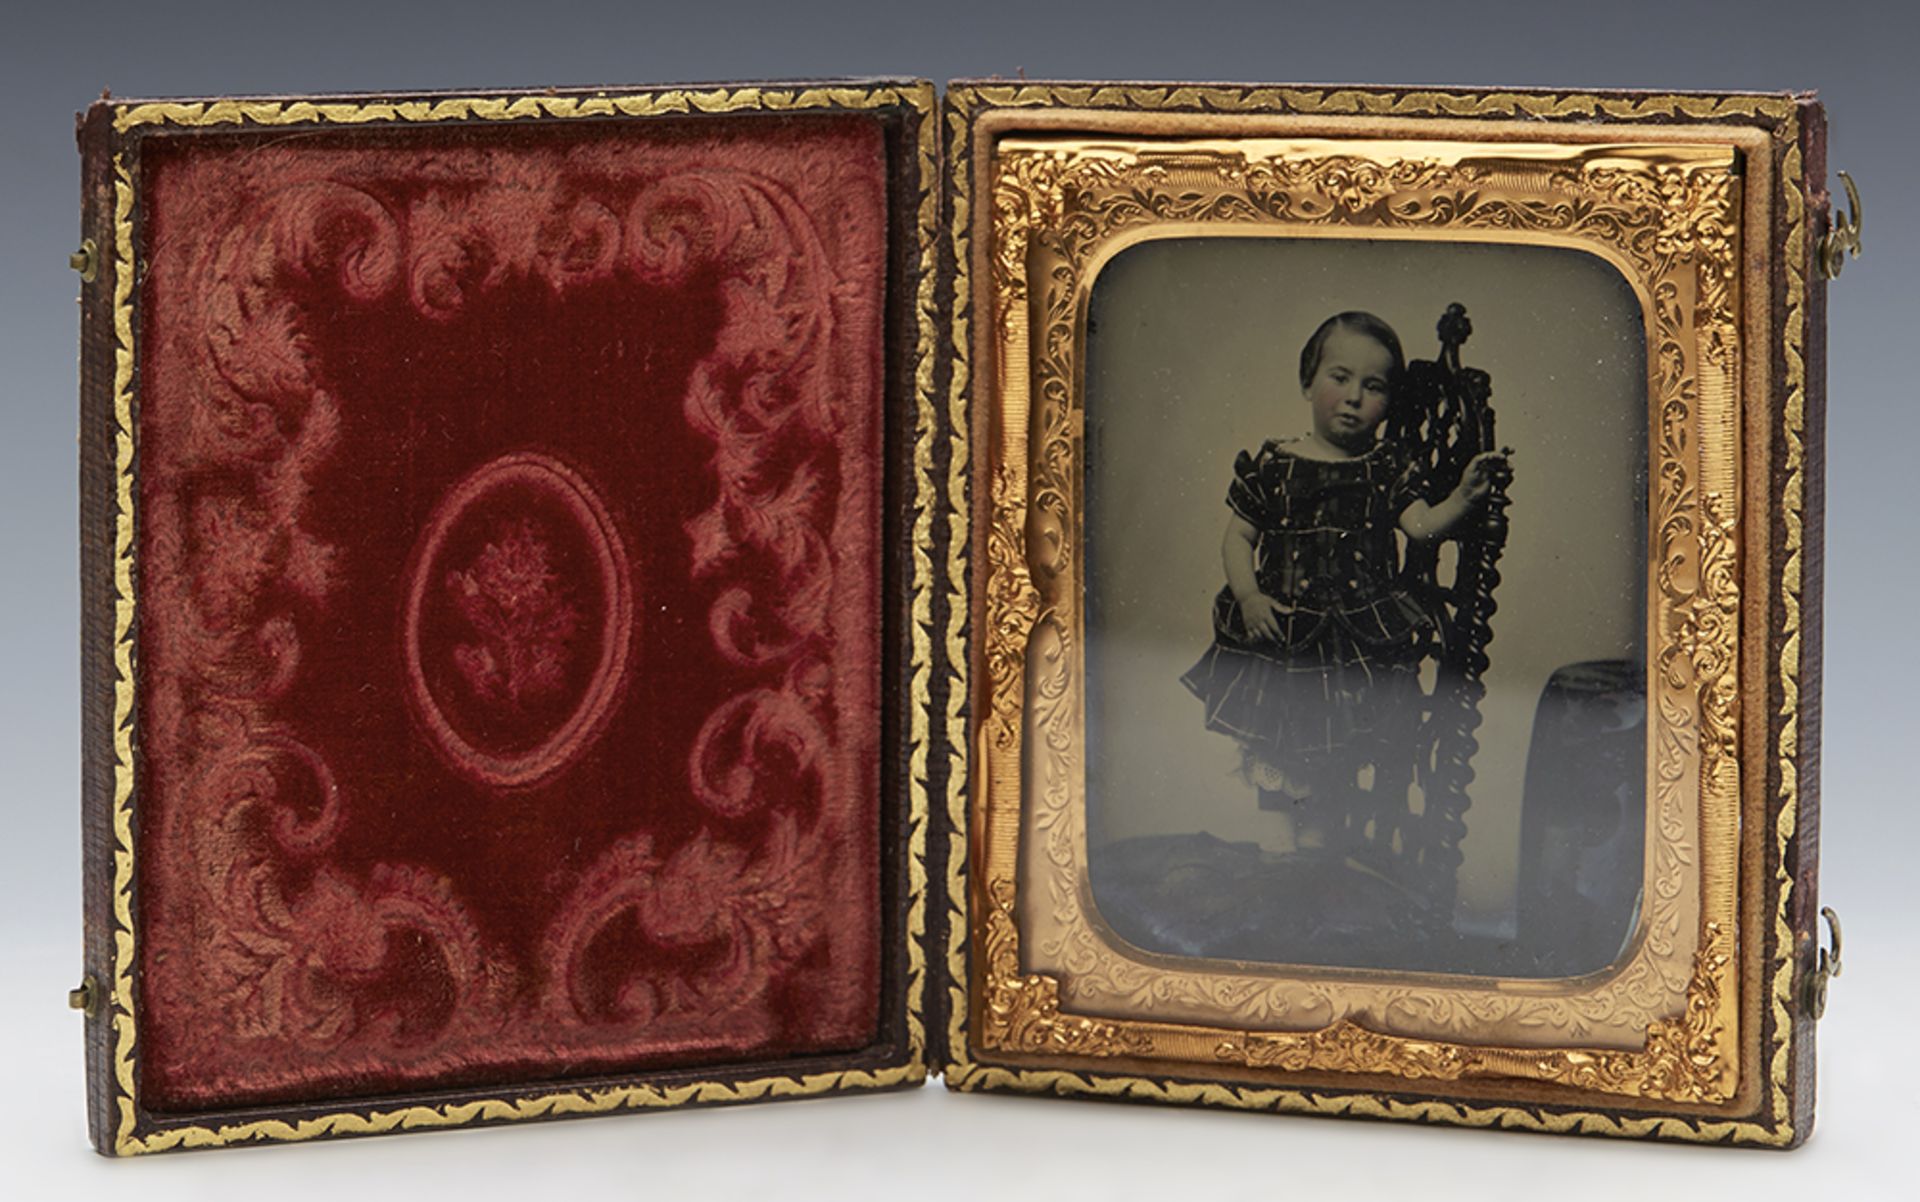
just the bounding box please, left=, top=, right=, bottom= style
left=1770, top=125, right=1809, bottom=1139
left=100, top=81, right=939, bottom=1155
left=940, top=82, right=1806, bottom=1147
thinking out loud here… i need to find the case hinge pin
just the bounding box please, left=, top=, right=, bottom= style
left=1804, top=906, right=1843, bottom=1019
left=69, top=974, right=99, bottom=1017
left=1818, top=172, right=1862, bottom=279
left=70, top=239, right=98, bottom=283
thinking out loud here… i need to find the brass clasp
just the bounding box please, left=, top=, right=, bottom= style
left=1804, top=906, right=1843, bottom=1019
left=70, top=238, right=98, bottom=284
left=1819, top=172, right=1862, bottom=279
left=69, top=974, right=99, bottom=1017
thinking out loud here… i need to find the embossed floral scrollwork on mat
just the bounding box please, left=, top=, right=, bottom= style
left=135, top=116, right=887, bottom=1109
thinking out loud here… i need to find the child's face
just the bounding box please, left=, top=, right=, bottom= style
left=1304, top=326, right=1393, bottom=451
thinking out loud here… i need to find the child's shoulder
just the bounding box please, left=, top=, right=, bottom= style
left=1248, top=437, right=1307, bottom=463
left=1253, top=437, right=1397, bottom=466
left=1234, top=439, right=1297, bottom=480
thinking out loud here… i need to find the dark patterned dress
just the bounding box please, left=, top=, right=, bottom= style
left=1181, top=438, right=1434, bottom=801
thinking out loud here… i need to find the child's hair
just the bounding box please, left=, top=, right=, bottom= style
left=1297, top=311, right=1406, bottom=392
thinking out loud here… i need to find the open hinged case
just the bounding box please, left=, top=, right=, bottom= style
left=77, top=79, right=1841, bottom=1154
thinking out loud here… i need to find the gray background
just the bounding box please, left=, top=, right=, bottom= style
left=2, top=0, right=1911, bottom=1196
left=1084, top=237, right=1645, bottom=931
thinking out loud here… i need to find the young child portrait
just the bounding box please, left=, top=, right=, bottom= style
left=1179, top=311, right=1508, bottom=855
left=1079, top=237, right=1649, bottom=971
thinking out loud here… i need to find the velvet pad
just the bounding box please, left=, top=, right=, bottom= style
left=134, top=114, right=887, bottom=1110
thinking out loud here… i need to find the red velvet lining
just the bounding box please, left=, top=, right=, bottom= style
left=134, top=114, right=887, bottom=1110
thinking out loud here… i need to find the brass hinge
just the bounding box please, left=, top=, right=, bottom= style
left=69, top=974, right=99, bottom=1017
left=1818, top=172, right=1862, bottom=280
left=1804, top=906, right=1843, bottom=1019
left=70, top=238, right=98, bottom=284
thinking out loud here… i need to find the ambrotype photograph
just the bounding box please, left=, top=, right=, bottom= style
left=1081, top=236, right=1650, bottom=980
left=970, top=107, right=1790, bottom=1137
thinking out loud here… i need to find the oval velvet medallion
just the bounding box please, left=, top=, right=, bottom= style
left=403, top=451, right=634, bottom=788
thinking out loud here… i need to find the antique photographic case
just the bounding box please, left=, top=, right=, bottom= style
left=75, top=79, right=1839, bottom=1153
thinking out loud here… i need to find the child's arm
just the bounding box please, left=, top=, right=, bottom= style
left=1223, top=515, right=1287, bottom=641
left=1400, top=449, right=1512, bottom=542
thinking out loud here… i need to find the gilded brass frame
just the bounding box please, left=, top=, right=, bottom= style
left=92, top=82, right=941, bottom=1155
left=948, top=86, right=1805, bottom=1145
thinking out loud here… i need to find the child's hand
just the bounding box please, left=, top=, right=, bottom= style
left=1456, top=448, right=1514, bottom=504
left=1237, top=592, right=1290, bottom=641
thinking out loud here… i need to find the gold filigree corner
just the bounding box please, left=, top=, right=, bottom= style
left=1516, top=924, right=1735, bottom=1104
left=979, top=878, right=1150, bottom=1059
left=1208, top=925, right=1734, bottom=1104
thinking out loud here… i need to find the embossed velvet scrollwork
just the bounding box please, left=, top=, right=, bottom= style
left=138, top=124, right=885, bottom=1108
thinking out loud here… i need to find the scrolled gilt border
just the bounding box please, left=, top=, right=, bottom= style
left=946, top=82, right=1797, bottom=125
left=1770, top=133, right=1811, bottom=1142
left=110, top=85, right=930, bottom=132
left=98, top=81, right=938, bottom=1156
left=991, top=135, right=1738, bottom=1069
left=943, top=83, right=1806, bottom=1147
